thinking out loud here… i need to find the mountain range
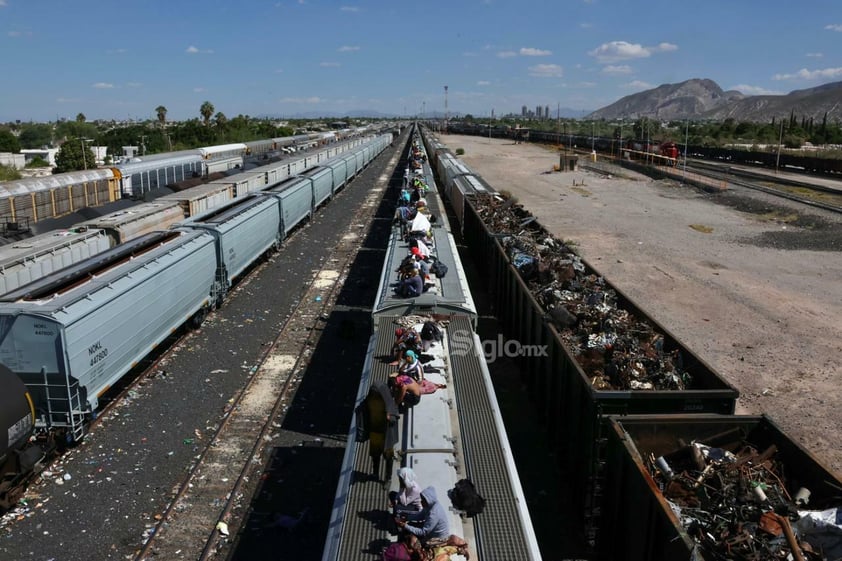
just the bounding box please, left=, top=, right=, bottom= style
left=586, top=79, right=842, bottom=122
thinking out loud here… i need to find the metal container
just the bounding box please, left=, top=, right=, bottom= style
left=0, top=364, right=34, bottom=466
left=600, top=415, right=842, bottom=561
left=0, top=228, right=112, bottom=295
left=0, top=230, right=217, bottom=441
left=76, top=200, right=184, bottom=245
left=264, top=177, right=313, bottom=236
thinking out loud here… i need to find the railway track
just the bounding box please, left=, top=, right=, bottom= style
left=131, top=146, right=398, bottom=561
left=687, top=160, right=842, bottom=213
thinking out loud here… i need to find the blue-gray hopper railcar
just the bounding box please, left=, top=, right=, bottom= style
left=0, top=134, right=392, bottom=445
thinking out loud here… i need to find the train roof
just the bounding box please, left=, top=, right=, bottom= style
left=116, top=153, right=203, bottom=174
left=0, top=229, right=211, bottom=312
left=323, top=315, right=540, bottom=561
left=0, top=169, right=115, bottom=197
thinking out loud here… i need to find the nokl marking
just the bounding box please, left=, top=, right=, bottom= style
left=314, top=270, right=340, bottom=289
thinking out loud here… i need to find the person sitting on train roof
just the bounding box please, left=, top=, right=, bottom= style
left=389, top=467, right=423, bottom=519
left=389, top=371, right=421, bottom=410
left=395, top=486, right=450, bottom=544
left=395, top=204, right=416, bottom=225
left=398, top=350, right=424, bottom=382
left=390, top=327, right=420, bottom=365
left=395, top=269, right=423, bottom=298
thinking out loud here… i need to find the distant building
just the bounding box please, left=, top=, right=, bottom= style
left=535, top=105, right=541, bottom=119
left=0, top=153, right=26, bottom=169
left=521, top=105, right=528, bottom=117
left=545, top=105, right=551, bottom=119
left=20, top=148, right=58, bottom=167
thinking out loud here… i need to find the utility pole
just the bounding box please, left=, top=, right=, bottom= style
left=444, top=85, right=449, bottom=134
left=140, top=135, right=147, bottom=156
left=556, top=103, right=561, bottom=146
left=775, top=119, right=785, bottom=174
left=683, top=119, right=689, bottom=183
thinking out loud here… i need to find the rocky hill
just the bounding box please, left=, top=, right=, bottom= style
left=587, top=78, right=842, bottom=122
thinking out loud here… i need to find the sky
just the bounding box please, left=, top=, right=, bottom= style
left=1, top=0, right=842, bottom=122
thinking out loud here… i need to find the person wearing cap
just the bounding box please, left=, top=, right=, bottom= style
left=399, top=350, right=424, bottom=382
left=389, top=467, right=423, bottom=518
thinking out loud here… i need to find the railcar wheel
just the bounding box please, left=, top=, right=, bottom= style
left=189, top=307, right=207, bottom=329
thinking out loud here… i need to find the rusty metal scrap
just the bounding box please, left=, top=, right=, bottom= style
left=648, top=440, right=831, bottom=560
left=473, top=193, right=692, bottom=391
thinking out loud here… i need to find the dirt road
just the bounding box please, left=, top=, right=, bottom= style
left=448, top=134, right=842, bottom=475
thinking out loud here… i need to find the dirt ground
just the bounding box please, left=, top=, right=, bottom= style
left=447, top=134, right=842, bottom=476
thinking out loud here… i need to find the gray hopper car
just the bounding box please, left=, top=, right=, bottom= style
left=0, top=230, right=218, bottom=442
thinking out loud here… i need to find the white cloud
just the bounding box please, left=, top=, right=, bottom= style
left=520, top=47, right=551, bottom=56
left=320, top=61, right=340, bottom=67
left=622, top=80, right=653, bottom=90
left=497, top=50, right=517, bottom=58
left=602, top=64, right=632, bottom=75
left=773, top=67, right=842, bottom=80
left=57, top=97, right=81, bottom=103
left=462, top=51, right=478, bottom=57
left=340, top=5, right=359, bottom=11
left=730, top=84, right=782, bottom=95
left=0, top=1, right=7, bottom=6
left=338, top=45, right=359, bottom=52
left=186, top=46, right=213, bottom=54
left=825, top=24, right=842, bottom=32
left=529, top=64, right=563, bottom=78
left=806, top=52, right=823, bottom=58
left=274, top=69, right=284, bottom=73
left=589, top=41, right=677, bottom=63
left=126, top=82, right=142, bottom=88
left=193, top=87, right=205, bottom=92
left=477, top=80, right=491, bottom=86
left=576, top=81, right=597, bottom=87
left=92, top=82, right=114, bottom=89
left=579, top=22, right=592, bottom=29
left=279, top=97, right=323, bottom=103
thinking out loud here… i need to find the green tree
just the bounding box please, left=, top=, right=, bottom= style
left=0, top=129, right=21, bottom=153
left=200, top=101, right=215, bottom=126
left=76, top=113, right=86, bottom=123
left=55, top=139, right=96, bottom=173
left=19, top=123, right=53, bottom=148
left=25, top=156, right=49, bottom=168
left=214, top=112, right=228, bottom=128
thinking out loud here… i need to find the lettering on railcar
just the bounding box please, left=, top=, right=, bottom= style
left=88, top=341, right=109, bottom=366
left=33, top=322, right=55, bottom=336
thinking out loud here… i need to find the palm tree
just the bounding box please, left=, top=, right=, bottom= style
left=155, top=105, right=168, bottom=127
left=214, top=112, right=228, bottom=128
left=200, top=101, right=215, bottom=126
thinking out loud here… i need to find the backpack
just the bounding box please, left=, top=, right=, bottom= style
left=449, top=478, right=486, bottom=517
left=421, top=321, right=443, bottom=342
left=382, top=542, right=411, bottom=561
left=430, top=260, right=448, bottom=278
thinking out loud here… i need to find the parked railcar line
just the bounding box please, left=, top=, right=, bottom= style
left=133, top=133, right=401, bottom=561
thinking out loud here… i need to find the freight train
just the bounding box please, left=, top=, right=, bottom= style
left=445, top=121, right=842, bottom=177
left=0, top=126, right=390, bottom=232
left=323, top=129, right=540, bottom=560
left=0, top=133, right=388, bottom=295
left=420, top=125, right=842, bottom=561
left=0, top=134, right=393, bottom=510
